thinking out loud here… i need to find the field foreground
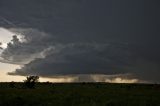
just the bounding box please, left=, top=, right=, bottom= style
left=0, top=83, right=160, bottom=106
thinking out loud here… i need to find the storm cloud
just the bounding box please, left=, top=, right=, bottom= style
left=0, top=0, right=160, bottom=83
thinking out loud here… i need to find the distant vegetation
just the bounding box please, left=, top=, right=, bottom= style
left=23, top=76, right=39, bottom=88
left=0, top=81, right=160, bottom=106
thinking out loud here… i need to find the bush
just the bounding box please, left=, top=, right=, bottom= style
left=23, top=76, right=39, bottom=88
left=9, top=81, right=15, bottom=88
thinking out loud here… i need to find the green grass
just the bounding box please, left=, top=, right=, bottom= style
left=0, top=83, right=160, bottom=106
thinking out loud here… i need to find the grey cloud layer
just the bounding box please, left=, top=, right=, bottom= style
left=8, top=43, right=132, bottom=75
left=0, top=0, right=160, bottom=83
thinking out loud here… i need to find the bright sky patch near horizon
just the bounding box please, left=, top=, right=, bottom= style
left=0, top=27, right=22, bottom=82
left=0, top=27, right=13, bottom=48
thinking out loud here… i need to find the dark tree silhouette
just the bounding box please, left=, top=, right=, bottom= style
left=23, top=76, right=39, bottom=88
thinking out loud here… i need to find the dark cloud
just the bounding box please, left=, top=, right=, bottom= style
left=8, top=43, right=132, bottom=75
left=0, top=0, right=160, bottom=83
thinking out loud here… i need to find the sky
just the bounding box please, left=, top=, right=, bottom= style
left=0, top=0, right=160, bottom=83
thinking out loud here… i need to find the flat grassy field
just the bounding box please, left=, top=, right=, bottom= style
left=0, top=83, right=160, bottom=106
